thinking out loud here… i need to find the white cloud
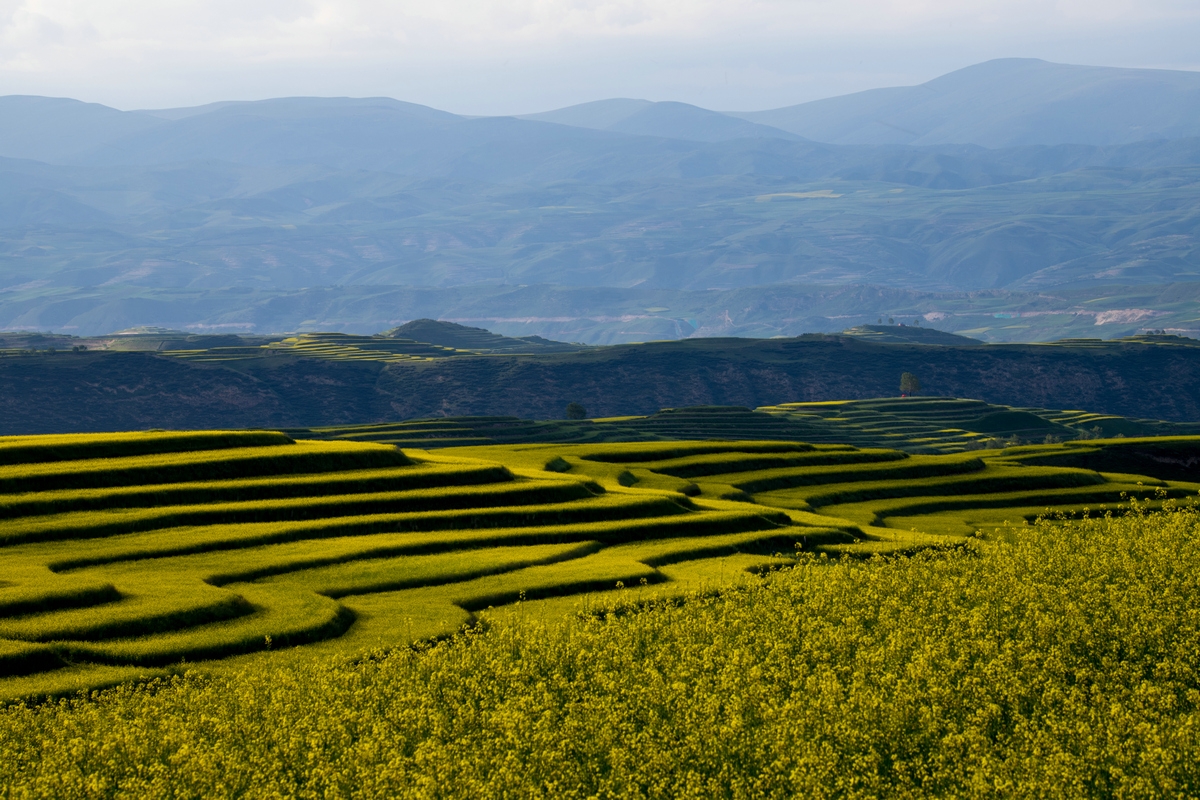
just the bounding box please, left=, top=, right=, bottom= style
left=1, top=0, right=1197, bottom=112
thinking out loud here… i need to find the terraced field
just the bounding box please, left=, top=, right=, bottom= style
left=159, top=324, right=586, bottom=364
left=164, top=332, right=463, bottom=364
left=759, top=397, right=1200, bottom=451
left=292, top=398, right=1200, bottom=452
left=1, top=429, right=1196, bottom=703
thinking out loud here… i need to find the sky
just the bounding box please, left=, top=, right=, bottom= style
left=1, top=0, right=1198, bottom=115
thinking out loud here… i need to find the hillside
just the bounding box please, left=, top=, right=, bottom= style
left=291, top=397, right=1200, bottom=454
left=733, top=59, right=1200, bottom=147
left=520, top=99, right=801, bottom=142
left=3, top=62, right=1200, bottom=341
left=1, top=333, right=1200, bottom=433
left=840, top=324, right=984, bottom=346
left=0, top=427, right=1196, bottom=703
left=382, top=320, right=584, bottom=353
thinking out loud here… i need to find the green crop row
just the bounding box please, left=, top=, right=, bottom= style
left=637, top=448, right=905, bottom=479
left=0, top=441, right=411, bottom=494
left=999, top=437, right=1200, bottom=482
left=25, top=494, right=706, bottom=571
left=822, top=482, right=1181, bottom=527
left=771, top=465, right=1108, bottom=509
left=607, top=527, right=852, bottom=567
left=0, top=641, right=63, bottom=678
left=66, top=585, right=354, bottom=667
left=0, top=480, right=595, bottom=547
left=0, top=430, right=291, bottom=467
left=264, top=542, right=599, bottom=599
left=707, top=452, right=985, bottom=494
left=0, top=463, right=513, bottom=520
left=0, top=580, right=120, bottom=619
left=580, top=441, right=820, bottom=463
left=5, top=523, right=800, bottom=668
left=0, top=580, right=250, bottom=643
left=36, top=506, right=787, bottom=583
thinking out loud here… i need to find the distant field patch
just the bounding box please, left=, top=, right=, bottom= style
left=756, top=190, right=843, bottom=200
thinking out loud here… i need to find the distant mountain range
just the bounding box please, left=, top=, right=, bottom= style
left=733, top=59, right=1200, bottom=148
left=0, top=59, right=1198, bottom=342
left=526, top=59, right=1200, bottom=148
left=520, top=99, right=803, bottom=143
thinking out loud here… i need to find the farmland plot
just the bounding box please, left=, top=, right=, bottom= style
left=0, top=429, right=1196, bottom=701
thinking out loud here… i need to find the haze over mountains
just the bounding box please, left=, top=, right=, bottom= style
left=1, top=58, right=1198, bottom=342
left=526, top=60, right=1200, bottom=148
left=735, top=59, right=1200, bottom=148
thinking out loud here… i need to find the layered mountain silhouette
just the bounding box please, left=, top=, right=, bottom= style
left=731, top=59, right=1200, bottom=147
left=520, top=99, right=803, bottom=143
left=0, top=58, right=1197, bottom=340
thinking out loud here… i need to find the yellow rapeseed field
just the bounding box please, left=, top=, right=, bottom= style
left=1, top=502, right=1197, bottom=798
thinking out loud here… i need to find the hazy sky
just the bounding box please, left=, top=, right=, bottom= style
left=2, top=0, right=1198, bottom=114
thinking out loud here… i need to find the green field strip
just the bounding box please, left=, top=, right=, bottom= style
left=579, top=441, right=820, bottom=463
left=1095, top=472, right=1172, bottom=487
left=866, top=515, right=984, bottom=538
left=313, top=553, right=669, bottom=654
left=624, top=469, right=699, bottom=496
left=0, top=480, right=595, bottom=546
left=28, top=495, right=703, bottom=569
left=321, top=592, right=473, bottom=655
left=232, top=544, right=796, bottom=662
left=0, top=579, right=249, bottom=643
left=706, top=452, right=985, bottom=494
left=819, top=482, right=1176, bottom=527
left=311, top=420, right=480, bottom=433
left=995, top=438, right=1200, bottom=481
left=0, top=579, right=120, bottom=619
left=961, top=501, right=1177, bottom=530
left=0, top=640, right=65, bottom=678
left=371, top=437, right=496, bottom=447
left=605, top=527, right=852, bottom=566
left=0, top=441, right=410, bottom=494
left=494, top=550, right=793, bottom=631
left=818, top=526, right=957, bottom=556
left=390, top=552, right=666, bottom=613
left=0, top=430, right=291, bottom=467
left=333, top=427, right=475, bottom=439
left=0, top=663, right=171, bottom=705
left=635, top=448, right=906, bottom=479
left=773, top=465, right=1107, bottom=509
left=655, top=553, right=791, bottom=588
left=0, top=463, right=513, bottom=520
left=38, top=507, right=789, bottom=578
left=67, top=585, right=352, bottom=667
left=262, top=542, right=600, bottom=598
left=474, top=552, right=790, bottom=641
left=761, top=506, right=868, bottom=535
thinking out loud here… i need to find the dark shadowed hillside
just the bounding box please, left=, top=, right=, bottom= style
left=1, top=335, right=1198, bottom=433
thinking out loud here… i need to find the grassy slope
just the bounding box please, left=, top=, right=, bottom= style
left=5, top=335, right=1200, bottom=434
left=0, top=429, right=1197, bottom=703
left=2, top=508, right=1199, bottom=796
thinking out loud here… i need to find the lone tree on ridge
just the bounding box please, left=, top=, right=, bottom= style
left=899, top=372, right=922, bottom=396
left=566, top=402, right=587, bottom=420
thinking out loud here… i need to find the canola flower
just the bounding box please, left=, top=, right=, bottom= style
left=1, top=503, right=1198, bottom=798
